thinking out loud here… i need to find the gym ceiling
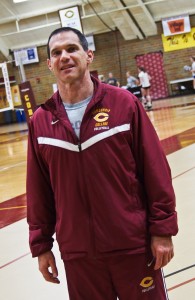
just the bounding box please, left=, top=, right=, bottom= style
left=0, top=0, right=194, bottom=58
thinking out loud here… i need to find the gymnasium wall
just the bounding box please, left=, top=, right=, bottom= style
left=0, top=16, right=195, bottom=109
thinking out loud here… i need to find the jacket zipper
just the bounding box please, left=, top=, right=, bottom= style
left=63, top=101, right=97, bottom=256
left=79, top=114, right=97, bottom=258
left=78, top=142, right=82, bottom=152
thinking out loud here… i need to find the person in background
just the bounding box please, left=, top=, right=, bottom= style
left=26, top=26, right=178, bottom=300
left=138, top=66, right=152, bottom=109
left=190, top=56, right=195, bottom=91
left=98, top=74, right=106, bottom=83
left=106, top=72, right=120, bottom=87
left=126, top=70, right=139, bottom=88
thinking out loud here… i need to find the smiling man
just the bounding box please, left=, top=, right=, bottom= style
left=27, top=27, right=178, bottom=300
left=47, top=29, right=94, bottom=96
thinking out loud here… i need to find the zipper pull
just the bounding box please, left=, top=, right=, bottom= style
left=78, top=143, right=82, bottom=152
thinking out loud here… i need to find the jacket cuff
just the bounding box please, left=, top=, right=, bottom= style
left=30, top=241, right=53, bottom=257
left=149, top=212, right=178, bottom=236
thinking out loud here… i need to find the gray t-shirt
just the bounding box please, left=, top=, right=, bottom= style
left=63, top=95, right=92, bottom=138
left=127, top=76, right=137, bottom=88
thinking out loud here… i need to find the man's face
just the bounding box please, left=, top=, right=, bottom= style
left=47, top=31, right=93, bottom=84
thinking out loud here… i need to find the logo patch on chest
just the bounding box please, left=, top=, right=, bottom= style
left=92, top=108, right=110, bottom=131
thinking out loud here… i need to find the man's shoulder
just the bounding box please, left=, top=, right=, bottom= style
left=31, top=95, right=57, bottom=121
left=29, top=106, right=47, bottom=126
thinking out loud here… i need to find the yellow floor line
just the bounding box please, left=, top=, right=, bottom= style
left=0, top=206, right=27, bottom=211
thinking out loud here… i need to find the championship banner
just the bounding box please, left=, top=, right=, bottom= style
left=11, top=85, right=22, bottom=107
left=59, top=6, right=83, bottom=33
left=19, top=81, right=37, bottom=123
left=14, top=47, right=39, bottom=67
left=0, top=62, right=14, bottom=112
left=162, top=14, right=191, bottom=36
left=86, top=35, right=96, bottom=51
left=162, top=27, right=195, bottom=52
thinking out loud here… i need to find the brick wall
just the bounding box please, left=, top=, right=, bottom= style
left=91, top=19, right=195, bottom=94
left=12, top=46, right=56, bottom=105
left=1, top=16, right=195, bottom=108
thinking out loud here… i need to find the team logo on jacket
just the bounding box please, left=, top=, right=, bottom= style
left=140, top=277, right=155, bottom=293
left=93, top=108, right=110, bottom=131
left=94, top=112, right=109, bottom=122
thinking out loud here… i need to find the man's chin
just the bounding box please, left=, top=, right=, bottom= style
left=59, top=75, right=76, bottom=85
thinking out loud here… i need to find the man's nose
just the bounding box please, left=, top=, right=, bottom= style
left=60, top=49, right=70, bottom=60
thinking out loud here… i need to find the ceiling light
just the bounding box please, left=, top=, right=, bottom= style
left=13, top=0, right=29, bottom=3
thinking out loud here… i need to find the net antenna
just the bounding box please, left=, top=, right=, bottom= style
left=0, top=62, right=14, bottom=112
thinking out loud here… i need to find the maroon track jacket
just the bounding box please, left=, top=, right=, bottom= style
left=27, top=76, right=178, bottom=261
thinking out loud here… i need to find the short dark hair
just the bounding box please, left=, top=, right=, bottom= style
left=138, top=66, right=146, bottom=72
left=47, top=27, right=88, bottom=58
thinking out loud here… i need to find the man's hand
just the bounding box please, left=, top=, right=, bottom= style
left=151, top=236, right=174, bottom=270
left=38, top=250, right=60, bottom=284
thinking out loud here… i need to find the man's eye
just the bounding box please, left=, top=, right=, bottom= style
left=52, top=51, right=61, bottom=57
left=68, top=47, right=77, bottom=53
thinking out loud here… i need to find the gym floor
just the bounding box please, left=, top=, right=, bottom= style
left=0, top=94, right=195, bottom=300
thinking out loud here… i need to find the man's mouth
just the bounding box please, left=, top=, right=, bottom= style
left=60, top=65, right=74, bottom=70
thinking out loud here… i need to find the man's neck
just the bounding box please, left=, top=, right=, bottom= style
left=58, top=77, right=94, bottom=105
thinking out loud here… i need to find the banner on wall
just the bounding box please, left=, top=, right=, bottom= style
left=162, top=14, right=191, bottom=36
left=14, top=47, right=39, bottom=66
left=0, top=62, right=14, bottom=112
left=59, top=6, right=83, bottom=33
left=19, top=81, right=37, bottom=123
left=135, top=52, right=168, bottom=100
left=11, top=85, right=22, bottom=107
left=162, top=27, right=195, bottom=52
left=58, top=7, right=95, bottom=50
left=86, top=35, right=96, bottom=51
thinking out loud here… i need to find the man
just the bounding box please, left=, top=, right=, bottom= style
left=126, top=70, right=138, bottom=88
left=106, top=72, right=120, bottom=86
left=27, top=26, right=178, bottom=300
left=126, top=70, right=142, bottom=99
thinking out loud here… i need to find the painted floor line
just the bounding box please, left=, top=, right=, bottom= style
left=0, top=252, right=31, bottom=270
left=172, top=166, right=195, bottom=180
left=0, top=128, right=28, bottom=136
left=153, top=101, right=195, bottom=111
left=0, top=205, right=27, bottom=211
left=0, top=161, right=26, bottom=172
left=168, top=278, right=195, bottom=292
left=165, top=264, right=195, bottom=278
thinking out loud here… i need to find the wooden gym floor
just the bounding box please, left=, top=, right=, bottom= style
left=0, top=94, right=195, bottom=299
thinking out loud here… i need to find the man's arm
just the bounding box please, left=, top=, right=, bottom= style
left=38, top=251, right=60, bottom=284
left=131, top=98, right=178, bottom=235
left=27, top=117, right=56, bottom=257
left=151, top=236, right=174, bottom=270
left=130, top=97, right=178, bottom=269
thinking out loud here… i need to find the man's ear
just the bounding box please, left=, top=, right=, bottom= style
left=47, top=58, right=53, bottom=71
left=87, top=50, right=94, bottom=64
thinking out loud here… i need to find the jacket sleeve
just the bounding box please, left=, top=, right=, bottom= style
left=27, top=118, right=56, bottom=257
left=131, top=98, right=178, bottom=237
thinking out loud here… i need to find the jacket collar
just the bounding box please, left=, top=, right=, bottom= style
left=41, top=76, right=107, bottom=120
